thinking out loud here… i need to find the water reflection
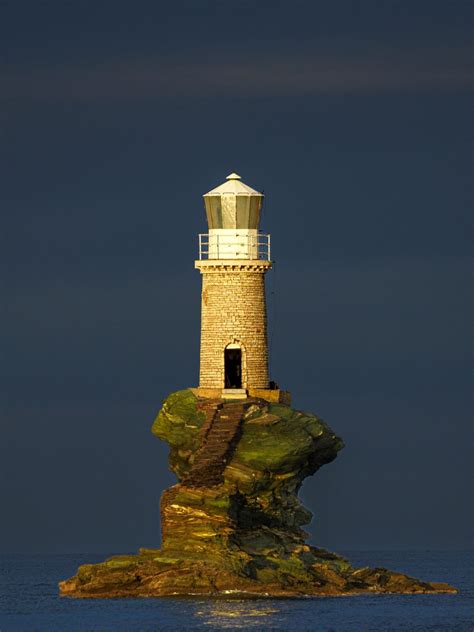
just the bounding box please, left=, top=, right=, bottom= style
left=194, top=599, right=280, bottom=629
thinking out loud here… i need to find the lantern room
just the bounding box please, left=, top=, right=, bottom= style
left=203, top=172, right=263, bottom=229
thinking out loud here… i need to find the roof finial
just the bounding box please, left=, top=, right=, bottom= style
left=226, top=172, right=241, bottom=180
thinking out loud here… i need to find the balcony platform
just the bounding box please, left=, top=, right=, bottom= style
left=190, top=387, right=291, bottom=405
left=195, top=259, right=272, bottom=272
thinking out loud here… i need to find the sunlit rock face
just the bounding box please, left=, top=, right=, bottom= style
left=59, top=391, right=456, bottom=598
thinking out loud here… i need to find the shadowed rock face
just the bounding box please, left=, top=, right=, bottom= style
left=59, top=390, right=456, bottom=598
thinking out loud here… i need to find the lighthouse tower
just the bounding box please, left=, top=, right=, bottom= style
left=195, top=172, right=280, bottom=400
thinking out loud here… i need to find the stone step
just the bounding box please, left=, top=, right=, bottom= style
left=192, top=457, right=228, bottom=465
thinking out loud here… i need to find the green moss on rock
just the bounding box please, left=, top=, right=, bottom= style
left=151, top=390, right=205, bottom=477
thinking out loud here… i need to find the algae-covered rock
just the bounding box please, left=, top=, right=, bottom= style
left=60, top=390, right=456, bottom=598
left=151, top=390, right=206, bottom=478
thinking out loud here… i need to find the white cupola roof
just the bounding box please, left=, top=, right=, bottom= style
left=203, top=172, right=264, bottom=229
left=204, top=172, right=262, bottom=196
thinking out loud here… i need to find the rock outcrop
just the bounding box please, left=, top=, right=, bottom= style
left=59, top=390, right=456, bottom=598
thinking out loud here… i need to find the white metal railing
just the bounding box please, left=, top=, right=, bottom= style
left=198, top=233, right=271, bottom=261
left=199, top=233, right=271, bottom=261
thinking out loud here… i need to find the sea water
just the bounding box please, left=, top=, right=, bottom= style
left=0, top=551, right=472, bottom=631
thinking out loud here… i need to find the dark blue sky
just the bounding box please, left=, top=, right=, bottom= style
left=1, top=0, right=472, bottom=553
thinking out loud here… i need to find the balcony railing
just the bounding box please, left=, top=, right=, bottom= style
left=198, top=232, right=271, bottom=261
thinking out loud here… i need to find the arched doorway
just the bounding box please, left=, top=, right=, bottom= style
left=224, top=343, right=242, bottom=388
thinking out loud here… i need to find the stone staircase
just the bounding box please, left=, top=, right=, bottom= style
left=182, top=400, right=250, bottom=488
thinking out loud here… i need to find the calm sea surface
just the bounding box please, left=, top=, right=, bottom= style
left=0, top=551, right=472, bottom=631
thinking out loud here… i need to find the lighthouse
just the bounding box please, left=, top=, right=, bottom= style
left=194, top=173, right=288, bottom=403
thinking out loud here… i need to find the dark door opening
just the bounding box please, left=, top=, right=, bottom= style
left=225, top=348, right=242, bottom=388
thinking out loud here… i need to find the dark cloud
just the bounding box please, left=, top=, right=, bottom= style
left=2, top=46, right=472, bottom=103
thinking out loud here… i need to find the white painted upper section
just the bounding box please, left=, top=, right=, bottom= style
left=208, top=229, right=259, bottom=259
left=198, top=230, right=271, bottom=261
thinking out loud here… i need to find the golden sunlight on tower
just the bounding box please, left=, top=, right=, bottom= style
left=194, top=173, right=287, bottom=402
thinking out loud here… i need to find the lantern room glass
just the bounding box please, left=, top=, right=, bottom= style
left=204, top=195, right=263, bottom=229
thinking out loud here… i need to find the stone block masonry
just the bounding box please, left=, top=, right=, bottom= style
left=195, top=260, right=272, bottom=389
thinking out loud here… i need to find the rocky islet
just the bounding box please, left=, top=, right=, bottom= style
left=59, top=389, right=456, bottom=598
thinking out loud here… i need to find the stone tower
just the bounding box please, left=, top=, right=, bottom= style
left=195, top=172, right=274, bottom=399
